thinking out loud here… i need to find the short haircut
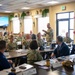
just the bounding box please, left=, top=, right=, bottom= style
left=0, top=40, right=6, bottom=50
left=57, top=36, right=63, bottom=42
left=30, top=40, right=38, bottom=50
left=4, top=32, right=7, bottom=36
left=9, top=35, right=13, bottom=39
left=31, top=34, right=36, bottom=40
left=37, top=33, right=40, bottom=37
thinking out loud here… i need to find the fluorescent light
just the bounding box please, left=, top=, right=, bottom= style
left=21, top=7, right=30, bottom=9
left=48, top=1, right=59, bottom=4
left=0, top=4, right=2, bottom=6
left=4, top=11, right=12, bottom=13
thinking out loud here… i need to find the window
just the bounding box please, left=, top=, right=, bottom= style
left=24, top=18, right=33, bottom=34
left=58, top=20, right=68, bottom=37
left=56, top=12, right=74, bottom=40
left=57, top=13, right=69, bottom=19
left=38, top=17, right=49, bottom=35
left=13, top=18, right=20, bottom=34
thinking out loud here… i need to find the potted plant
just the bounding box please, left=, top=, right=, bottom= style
left=42, top=9, right=49, bottom=17
left=21, top=12, right=26, bottom=19
left=9, top=14, right=14, bottom=21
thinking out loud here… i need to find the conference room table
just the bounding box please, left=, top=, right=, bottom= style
left=0, top=64, right=36, bottom=75
left=34, top=54, right=75, bottom=75
left=5, top=49, right=54, bottom=59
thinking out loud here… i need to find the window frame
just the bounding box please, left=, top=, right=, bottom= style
left=56, top=11, right=74, bottom=40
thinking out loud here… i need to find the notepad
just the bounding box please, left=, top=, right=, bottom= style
left=17, top=41, right=21, bottom=45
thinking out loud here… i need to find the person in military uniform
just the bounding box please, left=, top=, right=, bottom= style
left=42, top=23, right=53, bottom=45
left=27, top=40, right=43, bottom=65
left=30, top=31, right=33, bottom=39
left=3, top=32, right=9, bottom=43
left=21, top=32, right=25, bottom=40
left=17, top=33, right=22, bottom=42
left=22, top=34, right=31, bottom=49
left=37, top=33, right=44, bottom=48
left=64, top=32, right=72, bottom=43
left=7, top=35, right=17, bottom=51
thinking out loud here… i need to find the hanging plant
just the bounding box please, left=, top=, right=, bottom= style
left=21, top=12, right=26, bottom=19
left=42, top=9, right=49, bottom=17
left=9, top=14, right=14, bottom=21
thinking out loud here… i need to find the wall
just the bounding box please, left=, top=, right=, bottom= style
left=49, top=2, right=75, bottom=42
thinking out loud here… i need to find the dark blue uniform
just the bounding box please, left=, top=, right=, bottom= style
left=71, top=45, right=75, bottom=54
left=54, top=42, right=70, bottom=58
left=0, top=52, right=11, bottom=71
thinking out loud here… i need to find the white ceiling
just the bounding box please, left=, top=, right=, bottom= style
left=0, top=0, right=75, bottom=13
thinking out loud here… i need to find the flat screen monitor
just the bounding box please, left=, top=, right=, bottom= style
left=0, top=16, right=9, bottom=27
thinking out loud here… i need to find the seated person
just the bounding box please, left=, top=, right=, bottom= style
left=31, top=34, right=36, bottom=40
left=37, top=33, right=44, bottom=50
left=7, top=35, right=17, bottom=51
left=22, top=34, right=31, bottom=49
left=63, top=32, right=72, bottom=43
left=51, top=36, right=70, bottom=58
left=16, top=33, right=22, bottom=42
left=3, top=32, right=9, bottom=43
left=0, top=40, right=12, bottom=71
left=27, top=40, right=43, bottom=65
left=71, top=45, right=75, bottom=54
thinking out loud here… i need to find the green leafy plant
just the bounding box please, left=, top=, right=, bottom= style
left=21, top=12, right=26, bottom=19
left=9, top=14, right=14, bottom=21
left=42, top=9, right=49, bottom=17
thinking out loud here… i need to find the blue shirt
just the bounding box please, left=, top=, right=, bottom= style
left=0, top=52, right=11, bottom=71
left=54, top=42, right=70, bottom=58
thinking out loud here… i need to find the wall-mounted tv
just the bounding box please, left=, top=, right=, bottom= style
left=0, top=16, right=9, bottom=28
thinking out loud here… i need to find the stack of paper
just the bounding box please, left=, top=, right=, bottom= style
left=50, top=59, right=62, bottom=69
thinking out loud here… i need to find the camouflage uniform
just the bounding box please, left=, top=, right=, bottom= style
left=22, top=39, right=31, bottom=49
left=7, top=41, right=17, bottom=51
left=46, top=28, right=53, bottom=45
left=37, top=39, right=44, bottom=47
left=27, top=49, right=43, bottom=64
left=0, top=36, right=3, bottom=40
left=64, top=37, right=71, bottom=43
left=17, top=37, right=22, bottom=42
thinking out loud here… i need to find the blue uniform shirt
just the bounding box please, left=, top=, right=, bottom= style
left=0, top=52, right=11, bottom=71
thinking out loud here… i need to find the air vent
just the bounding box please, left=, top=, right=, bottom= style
left=5, top=3, right=13, bottom=6
left=0, top=0, right=4, bottom=1
left=36, top=4, right=45, bottom=6
left=24, top=1, right=31, bottom=4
